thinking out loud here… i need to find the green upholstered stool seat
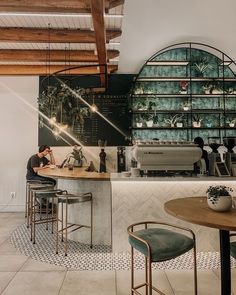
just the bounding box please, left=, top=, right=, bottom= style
left=58, top=193, right=92, bottom=205
left=127, top=221, right=197, bottom=295
left=34, top=190, right=59, bottom=198
left=230, top=241, right=236, bottom=258
left=129, top=227, right=194, bottom=262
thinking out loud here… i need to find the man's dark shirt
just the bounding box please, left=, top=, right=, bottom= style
left=26, top=154, right=49, bottom=179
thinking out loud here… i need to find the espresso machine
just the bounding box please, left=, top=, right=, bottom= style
left=223, top=137, right=236, bottom=175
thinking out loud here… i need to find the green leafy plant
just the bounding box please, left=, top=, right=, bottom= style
left=165, top=114, right=183, bottom=127
left=192, top=114, right=202, bottom=123
left=227, top=118, right=236, bottom=125
left=206, top=185, right=233, bottom=204
left=134, top=100, right=147, bottom=110
left=191, top=57, right=212, bottom=76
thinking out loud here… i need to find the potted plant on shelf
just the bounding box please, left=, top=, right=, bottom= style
left=183, top=101, right=191, bottom=111
left=153, top=115, right=159, bottom=127
left=143, top=112, right=154, bottom=127
left=179, top=81, right=189, bottom=94
left=135, top=115, right=143, bottom=128
left=228, top=118, right=236, bottom=128
left=134, top=99, right=147, bottom=111
left=134, top=85, right=144, bottom=94
left=191, top=57, right=212, bottom=77
left=192, top=114, right=202, bottom=128
left=165, top=114, right=183, bottom=127
left=206, top=185, right=233, bottom=212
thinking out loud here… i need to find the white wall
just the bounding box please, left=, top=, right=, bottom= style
left=0, top=76, right=39, bottom=211
left=119, top=0, right=236, bottom=73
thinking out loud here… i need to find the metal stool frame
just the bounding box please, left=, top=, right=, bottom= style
left=56, top=191, right=93, bottom=256
left=127, top=221, right=197, bottom=295
left=30, top=188, right=61, bottom=244
left=26, top=180, right=55, bottom=228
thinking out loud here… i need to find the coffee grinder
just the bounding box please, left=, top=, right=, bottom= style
left=223, top=137, right=236, bottom=175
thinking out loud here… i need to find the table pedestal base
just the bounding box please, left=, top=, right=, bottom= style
left=220, top=230, right=231, bottom=295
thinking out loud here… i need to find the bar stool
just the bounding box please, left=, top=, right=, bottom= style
left=30, top=187, right=61, bottom=244
left=127, top=221, right=197, bottom=295
left=55, top=191, right=93, bottom=256
left=26, top=180, right=55, bottom=228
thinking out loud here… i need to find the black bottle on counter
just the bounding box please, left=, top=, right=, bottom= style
left=117, top=147, right=126, bottom=172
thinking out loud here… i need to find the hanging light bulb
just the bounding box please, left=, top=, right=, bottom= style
left=49, top=116, right=56, bottom=125
left=91, top=103, right=98, bottom=112
left=90, top=95, right=98, bottom=112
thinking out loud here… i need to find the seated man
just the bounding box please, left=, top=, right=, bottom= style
left=26, top=145, right=56, bottom=186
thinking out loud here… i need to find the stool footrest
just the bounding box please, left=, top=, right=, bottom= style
left=132, top=283, right=165, bottom=295
left=59, top=223, right=91, bottom=234
left=34, top=218, right=57, bottom=225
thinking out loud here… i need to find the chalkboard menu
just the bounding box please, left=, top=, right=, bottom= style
left=38, top=74, right=135, bottom=146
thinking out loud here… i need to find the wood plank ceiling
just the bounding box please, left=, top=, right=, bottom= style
left=0, top=0, right=124, bottom=86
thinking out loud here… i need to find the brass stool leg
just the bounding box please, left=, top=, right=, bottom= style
left=90, top=198, right=93, bottom=248
left=27, top=184, right=31, bottom=228
left=33, top=191, right=36, bottom=244
left=148, top=257, right=152, bottom=295
left=61, top=202, right=64, bottom=242
left=56, top=199, right=59, bottom=254
left=51, top=196, right=54, bottom=234
left=193, top=243, right=198, bottom=295
left=30, top=190, right=34, bottom=241
left=145, top=256, right=148, bottom=295
left=131, top=246, right=134, bottom=295
left=65, top=200, right=68, bottom=256
left=46, top=198, right=49, bottom=230
left=25, top=182, right=28, bottom=218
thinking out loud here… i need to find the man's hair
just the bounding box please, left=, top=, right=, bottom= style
left=38, top=145, right=50, bottom=153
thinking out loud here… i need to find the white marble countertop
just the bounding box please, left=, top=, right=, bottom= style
left=111, top=173, right=236, bottom=182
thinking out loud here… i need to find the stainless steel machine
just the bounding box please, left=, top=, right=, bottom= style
left=132, top=141, right=202, bottom=172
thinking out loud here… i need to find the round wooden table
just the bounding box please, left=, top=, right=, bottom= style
left=165, top=197, right=236, bottom=295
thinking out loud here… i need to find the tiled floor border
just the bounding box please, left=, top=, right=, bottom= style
left=10, top=222, right=236, bottom=271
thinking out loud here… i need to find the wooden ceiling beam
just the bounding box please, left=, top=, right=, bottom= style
left=0, top=27, right=121, bottom=43
left=0, top=0, right=123, bottom=13
left=0, top=49, right=119, bottom=62
left=91, top=0, right=107, bottom=87
left=0, top=64, right=118, bottom=75
left=0, top=0, right=92, bottom=13
left=107, top=0, right=124, bottom=10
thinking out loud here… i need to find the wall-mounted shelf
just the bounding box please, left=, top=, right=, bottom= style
left=130, top=42, right=236, bottom=142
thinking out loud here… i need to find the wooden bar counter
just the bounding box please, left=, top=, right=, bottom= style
left=39, top=167, right=110, bottom=181
left=39, top=167, right=111, bottom=246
